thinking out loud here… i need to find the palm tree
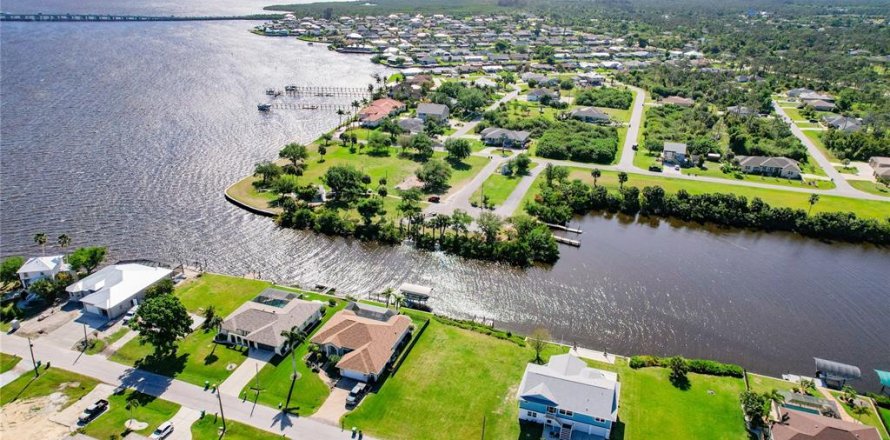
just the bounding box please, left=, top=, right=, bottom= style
left=321, top=132, right=332, bottom=147
left=393, top=293, right=406, bottom=311
left=807, top=193, right=820, bottom=214
left=617, top=172, right=628, bottom=190
left=351, top=100, right=361, bottom=116
left=591, top=168, right=601, bottom=187
left=125, top=394, right=142, bottom=430
left=33, top=233, right=48, bottom=255
left=57, top=234, right=71, bottom=250
left=336, top=108, right=346, bottom=126
left=203, top=304, right=222, bottom=330
left=280, top=327, right=307, bottom=380
left=380, top=287, right=395, bottom=307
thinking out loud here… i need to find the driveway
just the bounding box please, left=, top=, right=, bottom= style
left=49, top=383, right=116, bottom=428
left=311, top=378, right=358, bottom=427
left=165, top=407, right=202, bottom=440
left=44, top=312, right=109, bottom=351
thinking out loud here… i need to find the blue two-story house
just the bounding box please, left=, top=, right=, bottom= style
left=517, top=354, right=620, bottom=440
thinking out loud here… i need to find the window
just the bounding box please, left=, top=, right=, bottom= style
left=594, top=417, right=606, bottom=423
left=526, top=411, right=537, bottom=418
left=558, top=409, right=574, bottom=417
left=547, top=407, right=556, bottom=414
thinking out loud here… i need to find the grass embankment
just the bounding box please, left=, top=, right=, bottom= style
left=0, top=353, right=21, bottom=373
left=746, top=373, right=820, bottom=397
left=802, top=130, right=841, bottom=162
left=521, top=168, right=890, bottom=220
left=343, top=319, right=566, bottom=440
left=85, top=327, right=131, bottom=355
left=82, top=390, right=180, bottom=439
left=0, top=367, right=99, bottom=407
left=226, top=175, right=282, bottom=214
left=829, top=391, right=890, bottom=440
left=850, top=180, right=890, bottom=197
left=470, top=164, right=537, bottom=207
left=191, top=415, right=283, bottom=439
left=109, top=274, right=271, bottom=386
left=239, top=289, right=347, bottom=416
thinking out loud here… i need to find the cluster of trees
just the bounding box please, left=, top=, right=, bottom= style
left=480, top=107, right=552, bottom=138
left=574, top=87, right=633, bottom=110
left=132, top=280, right=193, bottom=358
left=642, top=105, right=720, bottom=154
left=535, top=120, right=619, bottom=163
left=429, top=81, right=490, bottom=117
left=822, top=129, right=890, bottom=162
left=525, top=166, right=890, bottom=245
left=725, top=114, right=807, bottom=161
left=0, top=242, right=108, bottom=304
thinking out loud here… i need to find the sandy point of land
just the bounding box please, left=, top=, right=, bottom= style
left=0, top=392, right=71, bottom=439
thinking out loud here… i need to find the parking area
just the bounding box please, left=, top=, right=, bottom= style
left=311, top=377, right=360, bottom=426
left=43, top=311, right=109, bottom=351
left=50, top=383, right=116, bottom=429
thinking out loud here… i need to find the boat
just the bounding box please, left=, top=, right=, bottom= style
left=307, top=42, right=314, bottom=46
left=285, top=85, right=297, bottom=92
left=265, top=88, right=275, bottom=95
left=302, top=105, right=319, bottom=110
left=315, top=92, right=325, bottom=97
left=257, top=103, right=271, bottom=112
left=324, top=93, right=334, bottom=97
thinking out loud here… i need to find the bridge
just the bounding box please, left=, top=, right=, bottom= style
left=0, top=13, right=281, bottom=22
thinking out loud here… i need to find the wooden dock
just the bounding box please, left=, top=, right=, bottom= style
left=546, top=223, right=583, bottom=234
left=553, top=235, right=581, bottom=247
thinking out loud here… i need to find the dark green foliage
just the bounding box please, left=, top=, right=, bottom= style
left=0, top=256, right=24, bottom=284
left=144, top=278, right=174, bottom=300
left=575, top=87, right=633, bottom=109
left=823, top=129, right=890, bottom=161
left=323, top=165, right=368, bottom=201
left=416, top=158, right=453, bottom=193
left=67, top=246, right=107, bottom=274
left=629, top=355, right=745, bottom=378
left=133, top=294, right=193, bottom=357
left=725, top=114, right=807, bottom=161
left=535, top=121, right=618, bottom=163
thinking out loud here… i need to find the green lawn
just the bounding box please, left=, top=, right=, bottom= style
left=191, top=414, right=283, bottom=440
left=505, top=100, right=560, bottom=121
left=85, top=327, right=131, bottom=355
left=0, top=353, right=21, bottom=373
left=438, top=153, right=491, bottom=195
left=240, top=292, right=347, bottom=416
left=0, top=366, right=99, bottom=407
left=82, top=390, right=180, bottom=440
left=471, top=164, right=536, bottom=207
left=175, top=273, right=270, bottom=317
left=521, top=168, right=890, bottom=220
left=782, top=107, right=806, bottom=121
left=225, top=175, right=281, bottom=213
left=343, top=319, right=567, bottom=440
left=796, top=122, right=821, bottom=129
left=849, top=179, right=890, bottom=197
left=835, top=166, right=859, bottom=175
left=679, top=161, right=835, bottom=189
left=802, top=130, right=840, bottom=162
left=745, top=373, right=820, bottom=397
left=880, top=407, right=890, bottom=435
left=109, top=327, right=248, bottom=387
left=829, top=391, right=890, bottom=440
left=615, top=362, right=748, bottom=440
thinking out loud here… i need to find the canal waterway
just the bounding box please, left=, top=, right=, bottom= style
left=1, top=7, right=888, bottom=391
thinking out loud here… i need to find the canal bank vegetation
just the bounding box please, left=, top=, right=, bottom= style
left=526, top=165, right=890, bottom=245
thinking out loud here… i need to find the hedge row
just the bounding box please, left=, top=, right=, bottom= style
left=432, top=315, right=526, bottom=347
left=629, top=355, right=745, bottom=378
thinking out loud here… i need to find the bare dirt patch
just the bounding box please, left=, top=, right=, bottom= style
left=0, top=392, right=71, bottom=438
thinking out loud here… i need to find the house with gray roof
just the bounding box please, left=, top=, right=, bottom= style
left=518, top=353, right=620, bottom=439
left=663, top=142, right=688, bottom=165
left=218, top=288, right=323, bottom=356
left=869, top=156, right=890, bottom=182
left=570, top=107, right=611, bottom=124
left=736, top=156, right=802, bottom=179
left=416, top=103, right=450, bottom=122
left=480, top=127, right=531, bottom=148
left=822, top=115, right=861, bottom=132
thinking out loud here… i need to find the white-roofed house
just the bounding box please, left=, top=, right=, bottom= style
left=17, top=255, right=71, bottom=289
left=518, top=353, right=620, bottom=439
left=66, top=263, right=172, bottom=319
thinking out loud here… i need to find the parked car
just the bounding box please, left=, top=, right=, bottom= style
left=674, top=165, right=680, bottom=171
left=427, top=195, right=440, bottom=203
left=648, top=165, right=662, bottom=172
left=150, top=421, right=174, bottom=439
left=78, top=399, right=108, bottom=424
left=346, top=383, right=367, bottom=407
left=123, top=305, right=139, bottom=324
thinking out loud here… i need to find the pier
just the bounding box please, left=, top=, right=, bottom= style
left=553, top=235, right=581, bottom=247
left=0, top=13, right=280, bottom=22
left=281, top=86, right=371, bottom=98
left=546, top=223, right=583, bottom=234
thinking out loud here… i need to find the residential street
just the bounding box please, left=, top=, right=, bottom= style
left=617, top=84, right=646, bottom=170
left=0, top=333, right=370, bottom=440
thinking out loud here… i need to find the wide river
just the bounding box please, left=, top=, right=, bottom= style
left=1, top=0, right=888, bottom=391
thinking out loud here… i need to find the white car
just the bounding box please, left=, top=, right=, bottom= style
left=150, top=421, right=174, bottom=439
left=123, top=305, right=139, bottom=324
left=674, top=165, right=680, bottom=171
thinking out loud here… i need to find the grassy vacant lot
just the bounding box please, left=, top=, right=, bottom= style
left=110, top=326, right=248, bottom=387
left=241, top=290, right=346, bottom=416
left=83, top=390, right=180, bottom=439
left=613, top=361, right=748, bottom=440
left=0, top=353, right=21, bottom=373
left=226, top=175, right=281, bottom=212
left=829, top=391, right=890, bottom=440
left=0, top=366, right=99, bottom=407
left=191, top=415, right=283, bottom=439
left=471, top=164, right=536, bottom=207
left=85, top=327, right=131, bottom=355
left=436, top=152, right=491, bottom=195
left=176, top=273, right=270, bottom=317
left=783, top=107, right=806, bottom=121
left=343, top=319, right=566, bottom=440
left=745, top=373, right=821, bottom=397
left=850, top=179, right=890, bottom=197
left=802, top=130, right=840, bottom=162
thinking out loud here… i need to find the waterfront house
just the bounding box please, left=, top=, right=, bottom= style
left=517, top=353, right=620, bottom=439
left=480, top=127, right=531, bottom=148
left=310, top=302, right=412, bottom=383
left=359, top=98, right=406, bottom=127
left=17, top=255, right=71, bottom=289
left=663, top=142, right=688, bottom=165
left=67, top=263, right=172, bottom=320
left=736, top=156, right=802, bottom=179
left=769, top=407, right=879, bottom=440
left=570, top=107, right=611, bottom=124
left=416, top=103, right=450, bottom=122
left=814, top=357, right=861, bottom=389
left=218, top=288, right=322, bottom=355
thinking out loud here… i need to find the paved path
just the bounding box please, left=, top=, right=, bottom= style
left=0, top=333, right=372, bottom=440
left=617, top=84, right=646, bottom=170
left=218, top=349, right=274, bottom=396
left=425, top=154, right=511, bottom=217
left=106, top=328, right=138, bottom=354
left=493, top=163, right=544, bottom=217
left=0, top=357, right=30, bottom=387
left=569, top=347, right=616, bottom=365
left=166, top=407, right=202, bottom=440
left=311, top=378, right=358, bottom=427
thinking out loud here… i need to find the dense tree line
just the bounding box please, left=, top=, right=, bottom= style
left=822, top=128, right=890, bottom=161
left=574, top=87, right=633, bottom=109
left=725, top=114, right=807, bottom=161
left=526, top=169, right=890, bottom=245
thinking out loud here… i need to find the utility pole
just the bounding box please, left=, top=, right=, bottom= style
left=480, top=415, right=486, bottom=440
left=83, top=323, right=88, bottom=350
left=216, top=387, right=227, bottom=433
left=27, top=337, right=38, bottom=377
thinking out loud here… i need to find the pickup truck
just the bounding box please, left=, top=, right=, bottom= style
left=78, top=399, right=109, bottom=424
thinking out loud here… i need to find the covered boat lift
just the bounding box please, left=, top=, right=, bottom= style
left=876, top=369, right=890, bottom=395
left=814, top=357, right=861, bottom=389
left=398, top=283, right=431, bottom=309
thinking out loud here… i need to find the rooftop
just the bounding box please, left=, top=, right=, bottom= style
left=518, top=353, right=619, bottom=421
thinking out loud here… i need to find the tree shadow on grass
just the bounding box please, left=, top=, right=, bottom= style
left=518, top=420, right=543, bottom=439
left=134, top=352, right=188, bottom=379
left=446, top=158, right=472, bottom=171
left=670, top=373, right=691, bottom=391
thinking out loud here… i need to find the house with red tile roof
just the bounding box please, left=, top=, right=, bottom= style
left=358, top=98, right=406, bottom=127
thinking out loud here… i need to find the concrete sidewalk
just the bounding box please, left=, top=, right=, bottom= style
left=217, top=348, right=274, bottom=396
